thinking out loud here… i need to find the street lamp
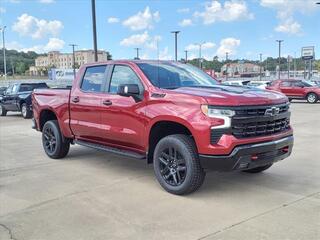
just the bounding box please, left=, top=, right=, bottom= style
left=195, top=42, right=205, bottom=69
left=0, top=26, right=7, bottom=80
left=91, top=0, right=98, bottom=62
left=259, top=53, right=262, bottom=81
left=171, top=31, right=180, bottom=61
left=134, top=48, right=140, bottom=60
left=225, top=52, right=229, bottom=81
left=276, top=40, right=283, bottom=79
left=69, top=44, right=77, bottom=79
left=184, top=50, right=188, bottom=62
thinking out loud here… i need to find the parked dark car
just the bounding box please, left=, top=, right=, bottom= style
left=0, top=82, right=48, bottom=118
left=0, top=86, right=7, bottom=95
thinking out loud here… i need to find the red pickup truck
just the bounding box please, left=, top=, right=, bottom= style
left=267, top=79, right=320, bottom=103
left=32, top=60, right=293, bottom=195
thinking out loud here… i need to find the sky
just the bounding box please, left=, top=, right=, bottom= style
left=0, top=0, right=320, bottom=61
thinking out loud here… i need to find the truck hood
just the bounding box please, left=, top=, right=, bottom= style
left=173, top=85, right=287, bottom=106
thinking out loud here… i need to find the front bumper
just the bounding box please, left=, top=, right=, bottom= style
left=199, top=135, right=293, bottom=171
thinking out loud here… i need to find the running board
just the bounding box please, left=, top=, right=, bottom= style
left=75, top=140, right=146, bottom=159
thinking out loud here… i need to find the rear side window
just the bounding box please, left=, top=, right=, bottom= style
left=81, top=65, right=107, bottom=92
left=280, top=81, right=291, bottom=87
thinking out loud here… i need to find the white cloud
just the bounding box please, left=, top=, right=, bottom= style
left=12, top=14, right=63, bottom=39
left=120, top=31, right=150, bottom=46
left=123, top=6, right=160, bottom=31
left=275, top=18, right=301, bottom=34
left=179, top=19, right=193, bottom=27
left=194, top=0, right=254, bottom=25
left=260, top=0, right=317, bottom=35
left=13, top=38, right=64, bottom=53
left=216, top=38, right=240, bottom=57
left=185, top=42, right=216, bottom=51
left=0, top=7, right=6, bottom=13
left=43, top=38, right=65, bottom=51
left=39, top=0, right=55, bottom=3
left=159, top=47, right=172, bottom=60
left=6, top=41, right=22, bottom=50
left=177, top=8, right=190, bottom=13
left=107, top=17, right=119, bottom=23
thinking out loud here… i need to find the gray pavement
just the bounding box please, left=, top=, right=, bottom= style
left=0, top=102, right=319, bottom=240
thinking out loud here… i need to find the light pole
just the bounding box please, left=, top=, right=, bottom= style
left=171, top=31, right=180, bottom=61
left=259, top=53, right=262, bottom=81
left=184, top=50, right=188, bottom=62
left=69, top=44, right=77, bottom=79
left=134, top=48, right=140, bottom=59
left=195, top=42, right=205, bottom=69
left=1, top=26, right=7, bottom=80
left=225, top=52, right=229, bottom=81
left=91, top=0, right=98, bottom=62
left=294, top=52, right=297, bottom=78
left=276, top=40, right=283, bottom=79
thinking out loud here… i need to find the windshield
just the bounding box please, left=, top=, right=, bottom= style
left=137, top=62, right=218, bottom=89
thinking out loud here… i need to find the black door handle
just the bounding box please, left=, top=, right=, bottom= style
left=72, top=96, right=80, bottom=103
left=102, top=100, right=112, bottom=106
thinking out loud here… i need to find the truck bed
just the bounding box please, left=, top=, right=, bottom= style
left=32, top=88, right=72, bottom=138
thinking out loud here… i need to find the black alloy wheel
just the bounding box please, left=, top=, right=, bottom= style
left=43, top=125, right=57, bottom=154
left=158, top=147, right=187, bottom=186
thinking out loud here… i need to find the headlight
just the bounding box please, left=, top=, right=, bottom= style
left=201, top=105, right=235, bottom=129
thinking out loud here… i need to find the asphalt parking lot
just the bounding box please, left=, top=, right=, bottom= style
left=0, top=102, right=319, bottom=240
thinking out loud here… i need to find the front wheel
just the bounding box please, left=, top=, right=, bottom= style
left=153, top=134, right=205, bottom=195
left=21, top=103, right=32, bottom=119
left=0, top=105, right=7, bottom=116
left=307, top=93, right=318, bottom=104
left=242, top=164, right=273, bottom=173
left=42, top=120, right=70, bottom=159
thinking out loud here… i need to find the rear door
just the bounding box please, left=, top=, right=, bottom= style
left=100, top=64, right=146, bottom=151
left=279, top=81, right=293, bottom=96
left=69, top=65, right=108, bottom=142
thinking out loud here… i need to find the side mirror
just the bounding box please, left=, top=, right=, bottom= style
left=117, top=84, right=140, bottom=97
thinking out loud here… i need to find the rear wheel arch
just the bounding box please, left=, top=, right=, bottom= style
left=39, top=109, right=58, bottom=131
left=147, top=120, right=196, bottom=163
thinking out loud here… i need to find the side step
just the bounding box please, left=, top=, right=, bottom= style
left=75, top=140, right=146, bottom=159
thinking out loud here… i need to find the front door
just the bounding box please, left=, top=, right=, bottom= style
left=100, top=64, right=146, bottom=152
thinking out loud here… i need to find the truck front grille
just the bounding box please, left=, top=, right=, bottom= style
left=231, top=103, right=290, bottom=139
left=209, top=103, right=291, bottom=143
left=232, top=118, right=290, bottom=138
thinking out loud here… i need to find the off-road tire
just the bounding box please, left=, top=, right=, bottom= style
left=153, top=134, right=205, bottom=195
left=0, top=105, right=7, bottom=116
left=42, top=120, right=70, bottom=159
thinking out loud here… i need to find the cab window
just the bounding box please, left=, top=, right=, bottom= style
left=81, top=65, right=107, bottom=93
left=109, top=65, right=143, bottom=94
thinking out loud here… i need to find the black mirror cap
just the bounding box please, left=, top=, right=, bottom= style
left=118, top=84, right=140, bottom=97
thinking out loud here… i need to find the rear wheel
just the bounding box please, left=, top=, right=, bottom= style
left=306, top=93, right=318, bottom=104
left=42, top=120, right=70, bottom=159
left=21, top=103, right=32, bottom=119
left=242, top=164, right=273, bottom=173
left=153, top=134, right=205, bottom=195
left=0, top=105, right=7, bottom=116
